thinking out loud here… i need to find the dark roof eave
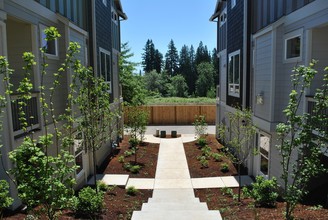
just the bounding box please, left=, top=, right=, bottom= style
left=115, top=0, right=128, bottom=20
left=209, top=0, right=225, bottom=21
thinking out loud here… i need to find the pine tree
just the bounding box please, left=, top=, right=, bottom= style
left=179, top=45, right=191, bottom=96
left=142, top=39, right=156, bottom=73
left=154, top=49, right=163, bottom=73
left=195, top=41, right=211, bottom=65
left=212, top=48, right=219, bottom=86
left=164, top=39, right=179, bottom=76
left=189, top=45, right=197, bottom=94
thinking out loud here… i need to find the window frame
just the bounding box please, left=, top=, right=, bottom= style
left=231, top=0, right=236, bottom=9
left=112, top=7, right=118, bottom=25
left=102, top=0, right=107, bottom=7
left=39, top=24, right=59, bottom=58
left=74, top=138, right=84, bottom=177
left=284, top=29, right=303, bottom=63
left=99, top=48, right=112, bottom=93
left=219, top=8, right=227, bottom=27
left=228, top=50, right=240, bottom=97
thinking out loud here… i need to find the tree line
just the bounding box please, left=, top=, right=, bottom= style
left=141, top=39, right=219, bottom=98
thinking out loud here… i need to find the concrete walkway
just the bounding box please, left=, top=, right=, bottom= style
left=131, top=137, right=222, bottom=220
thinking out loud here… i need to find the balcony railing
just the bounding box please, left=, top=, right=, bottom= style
left=11, top=92, right=40, bottom=137
left=307, top=97, right=328, bottom=134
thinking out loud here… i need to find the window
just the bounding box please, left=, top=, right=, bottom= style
left=74, top=138, right=83, bottom=176
left=219, top=8, right=227, bottom=27
left=259, top=134, right=270, bottom=175
left=284, top=29, right=303, bottom=62
left=102, top=0, right=107, bottom=7
left=40, top=24, right=58, bottom=57
left=228, top=50, right=240, bottom=97
left=99, top=48, right=112, bottom=92
left=231, top=0, right=236, bottom=9
left=112, top=7, right=118, bottom=25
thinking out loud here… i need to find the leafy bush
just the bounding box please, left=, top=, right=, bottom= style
left=220, top=163, right=229, bottom=173
left=97, top=181, right=108, bottom=192
left=201, top=145, right=212, bottom=159
left=0, top=180, right=13, bottom=217
left=76, top=187, right=104, bottom=215
left=212, top=153, right=223, bottom=162
left=197, top=138, right=207, bottom=147
left=126, top=186, right=139, bottom=196
left=123, top=162, right=132, bottom=171
left=199, top=156, right=209, bottom=168
left=129, top=165, right=141, bottom=174
left=118, top=155, right=125, bottom=163
left=221, top=187, right=234, bottom=197
left=124, top=150, right=134, bottom=157
left=243, top=176, right=278, bottom=207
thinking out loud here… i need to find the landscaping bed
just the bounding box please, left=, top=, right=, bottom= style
left=99, top=136, right=160, bottom=178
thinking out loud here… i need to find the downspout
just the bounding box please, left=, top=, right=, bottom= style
left=91, top=0, right=97, bottom=76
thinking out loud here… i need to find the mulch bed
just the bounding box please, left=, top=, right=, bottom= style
left=99, top=135, right=159, bottom=178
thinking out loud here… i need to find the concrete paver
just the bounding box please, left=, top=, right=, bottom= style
left=88, top=174, right=129, bottom=186
left=192, top=177, right=225, bottom=189
left=126, top=178, right=155, bottom=189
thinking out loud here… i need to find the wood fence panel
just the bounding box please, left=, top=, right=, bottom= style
left=124, top=105, right=216, bottom=125
left=200, top=105, right=216, bottom=124
left=152, top=106, right=176, bottom=125
left=176, top=106, right=200, bottom=125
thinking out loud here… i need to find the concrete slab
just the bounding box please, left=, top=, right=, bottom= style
left=155, top=168, right=190, bottom=179
left=191, top=177, right=225, bottom=189
left=126, top=178, right=155, bottom=189
left=154, top=179, right=193, bottom=189
left=156, top=153, right=187, bottom=162
left=156, top=160, right=188, bottom=169
left=131, top=210, right=221, bottom=220
left=221, top=176, right=239, bottom=187
left=141, top=202, right=208, bottom=211
left=144, top=135, right=161, bottom=144
left=87, top=174, right=129, bottom=186
left=152, top=189, right=195, bottom=199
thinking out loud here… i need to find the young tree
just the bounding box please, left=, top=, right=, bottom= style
left=119, top=42, right=147, bottom=106
left=276, top=61, right=328, bottom=220
left=195, top=62, right=215, bottom=97
left=164, top=39, right=179, bottom=76
left=5, top=28, right=79, bottom=219
left=125, top=106, right=149, bottom=164
left=217, top=108, right=256, bottom=202
left=168, top=74, right=188, bottom=97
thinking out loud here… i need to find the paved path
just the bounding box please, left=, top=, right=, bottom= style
left=131, top=137, right=222, bottom=220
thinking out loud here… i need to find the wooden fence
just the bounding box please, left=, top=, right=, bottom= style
left=124, top=105, right=216, bottom=125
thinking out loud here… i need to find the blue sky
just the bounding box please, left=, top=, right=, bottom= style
left=120, top=0, right=217, bottom=72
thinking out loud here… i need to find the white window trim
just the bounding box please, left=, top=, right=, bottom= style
left=112, top=7, right=118, bottom=25
left=39, top=24, right=59, bottom=59
left=283, top=29, right=303, bottom=63
left=228, top=50, right=240, bottom=98
left=102, top=0, right=107, bottom=7
left=231, top=0, right=236, bottom=9
left=258, top=133, right=270, bottom=177
left=74, top=139, right=84, bottom=178
left=219, top=8, right=227, bottom=27
left=99, top=47, right=112, bottom=93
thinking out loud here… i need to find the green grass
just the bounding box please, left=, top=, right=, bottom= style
left=145, top=97, right=216, bottom=105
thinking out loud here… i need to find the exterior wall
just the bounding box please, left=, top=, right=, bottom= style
left=226, top=0, right=244, bottom=107
left=253, top=31, right=272, bottom=121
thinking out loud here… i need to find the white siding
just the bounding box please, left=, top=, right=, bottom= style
left=254, top=32, right=272, bottom=121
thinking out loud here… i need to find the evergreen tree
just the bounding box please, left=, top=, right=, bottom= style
left=119, top=42, right=146, bottom=106
left=164, top=39, right=179, bottom=76
left=189, top=45, right=197, bottom=94
left=212, top=48, right=219, bottom=86
left=195, top=41, right=211, bottom=65
left=195, top=62, right=215, bottom=97
left=154, top=49, right=163, bottom=73
left=142, top=39, right=156, bottom=73
left=179, top=45, right=192, bottom=96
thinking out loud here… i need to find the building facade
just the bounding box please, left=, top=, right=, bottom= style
left=0, top=0, right=126, bottom=209
left=211, top=0, right=328, bottom=187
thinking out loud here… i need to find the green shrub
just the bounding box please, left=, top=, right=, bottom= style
left=123, top=162, right=131, bottom=171
left=212, top=153, right=223, bottom=162
left=199, top=156, right=209, bottom=168
left=126, top=186, right=139, bottom=196
left=124, top=150, right=134, bottom=157
left=220, top=163, right=229, bottom=173
left=197, top=138, right=207, bottom=147
left=243, top=176, right=278, bottom=207
left=118, top=155, right=125, bottom=163
left=201, top=145, right=212, bottom=159
left=97, top=181, right=108, bottom=192
left=129, top=165, right=141, bottom=174
left=0, top=180, right=13, bottom=217
left=221, top=187, right=234, bottom=197
left=76, top=187, right=104, bottom=215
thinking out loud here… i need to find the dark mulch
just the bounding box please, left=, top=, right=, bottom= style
left=99, top=135, right=159, bottom=178
left=195, top=188, right=328, bottom=220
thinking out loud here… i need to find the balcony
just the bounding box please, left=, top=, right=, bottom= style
left=307, top=96, right=328, bottom=134
left=11, top=92, right=40, bottom=137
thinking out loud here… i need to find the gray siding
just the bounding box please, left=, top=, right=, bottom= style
left=219, top=50, right=227, bottom=102
left=218, top=22, right=227, bottom=52
left=254, top=31, right=272, bottom=121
